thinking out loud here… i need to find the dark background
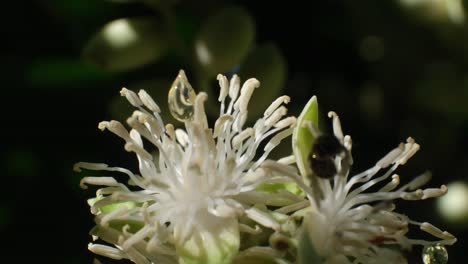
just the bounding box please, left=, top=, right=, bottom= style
left=2, top=0, right=467, bottom=263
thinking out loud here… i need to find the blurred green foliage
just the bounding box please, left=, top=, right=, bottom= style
left=27, top=58, right=111, bottom=88
left=194, top=6, right=255, bottom=75
left=5, top=0, right=468, bottom=263
left=83, top=17, right=170, bottom=72
left=79, top=1, right=287, bottom=122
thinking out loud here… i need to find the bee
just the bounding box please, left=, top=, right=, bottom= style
left=308, top=134, right=346, bottom=179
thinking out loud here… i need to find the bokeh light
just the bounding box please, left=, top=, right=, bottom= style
left=400, top=0, right=465, bottom=24
left=103, top=19, right=138, bottom=48
left=437, top=181, right=468, bottom=224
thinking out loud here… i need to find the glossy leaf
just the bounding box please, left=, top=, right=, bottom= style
left=195, top=6, right=255, bottom=75
left=83, top=17, right=169, bottom=72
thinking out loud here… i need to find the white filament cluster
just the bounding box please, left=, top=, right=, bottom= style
left=263, top=111, right=456, bottom=264
left=76, top=73, right=297, bottom=263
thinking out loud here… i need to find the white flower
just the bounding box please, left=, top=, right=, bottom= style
left=262, top=110, right=457, bottom=264
left=75, top=71, right=297, bottom=264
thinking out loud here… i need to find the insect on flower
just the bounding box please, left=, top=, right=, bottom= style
left=262, top=100, right=457, bottom=264
left=308, top=133, right=347, bottom=179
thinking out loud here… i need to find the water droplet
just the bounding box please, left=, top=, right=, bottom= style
left=422, top=244, right=448, bottom=264
left=168, top=70, right=196, bottom=122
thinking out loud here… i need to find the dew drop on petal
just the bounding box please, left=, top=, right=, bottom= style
left=168, top=70, right=196, bottom=122
left=422, top=244, right=448, bottom=264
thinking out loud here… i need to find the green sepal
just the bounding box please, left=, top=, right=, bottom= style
left=292, top=96, right=318, bottom=177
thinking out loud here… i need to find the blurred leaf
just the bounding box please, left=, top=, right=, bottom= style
left=292, top=96, right=318, bottom=177
left=239, top=43, right=287, bottom=119
left=399, top=0, right=466, bottom=25
left=83, top=17, right=170, bottom=72
left=195, top=6, right=255, bottom=75
left=175, top=10, right=199, bottom=52
left=27, top=58, right=111, bottom=89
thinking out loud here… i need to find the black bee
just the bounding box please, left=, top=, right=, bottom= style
left=308, top=134, right=346, bottom=178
